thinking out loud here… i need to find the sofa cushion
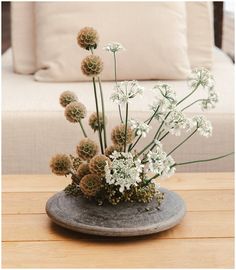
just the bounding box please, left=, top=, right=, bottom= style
left=34, top=2, right=191, bottom=81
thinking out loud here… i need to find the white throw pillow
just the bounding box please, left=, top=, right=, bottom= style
left=11, top=2, right=36, bottom=74
left=186, top=2, right=214, bottom=68
left=34, top=2, right=190, bottom=82
left=10, top=2, right=214, bottom=77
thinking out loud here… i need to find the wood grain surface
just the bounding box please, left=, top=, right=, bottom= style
left=2, top=173, right=234, bottom=268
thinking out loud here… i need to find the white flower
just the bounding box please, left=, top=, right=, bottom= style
left=153, top=83, right=177, bottom=104
left=129, top=119, right=151, bottom=137
left=201, top=87, right=219, bottom=111
left=149, top=84, right=177, bottom=121
left=192, top=115, right=213, bottom=137
left=110, top=80, right=144, bottom=105
left=188, top=68, right=214, bottom=89
left=147, top=143, right=176, bottom=179
left=103, top=42, right=125, bottom=53
left=164, top=110, right=192, bottom=136
left=105, top=151, right=144, bottom=193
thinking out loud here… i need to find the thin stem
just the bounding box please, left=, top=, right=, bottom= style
left=177, top=82, right=200, bottom=106
left=113, top=52, right=123, bottom=123
left=159, top=131, right=169, bottom=141
left=98, top=77, right=107, bottom=148
left=124, top=102, right=129, bottom=152
left=146, top=152, right=234, bottom=183
left=174, top=152, right=234, bottom=167
left=181, top=99, right=204, bottom=112
left=129, top=108, right=160, bottom=152
left=167, top=128, right=198, bottom=156
left=79, top=120, right=87, bottom=138
left=137, top=111, right=171, bottom=157
left=92, top=77, right=104, bottom=154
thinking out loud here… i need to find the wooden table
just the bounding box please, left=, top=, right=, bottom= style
left=2, top=173, right=234, bottom=268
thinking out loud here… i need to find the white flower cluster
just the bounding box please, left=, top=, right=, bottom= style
left=103, top=42, right=125, bottom=53
left=129, top=119, right=151, bottom=137
left=188, top=68, right=218, bottom=111
left=105, top=151, right=144, bottom=192
left=149, top=83, right=177, bottom=121
left=201, top=86, right=219, bottom=111
left=147, top=141, right=176, bottom=178
left=164, top=109, right=192, bottom=136
left=188, top=68, right=214, bottom=89
left=110, top=80, right=144, bottom=105
left=192, top=115, right=213, bottom=137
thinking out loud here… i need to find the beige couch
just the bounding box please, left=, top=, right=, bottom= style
left=2, top=2, right=234, bottom=174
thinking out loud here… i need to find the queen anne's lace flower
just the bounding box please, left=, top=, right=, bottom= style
left=192, top=115, right=213, bottom=137
left=201, top=86, right=219, bottom=111
left=164, top=110, right=192, bottom=136
left=188, top=68, right=214, bottom=89
left=147, top=142, right=175, bottom=178
left=129, top=119, right=151, bottom=138
left=105, top=151, right=144, bottom=193
left=110, top=81, right=144, bottom=105
left=149, top=83, right=177, bottom=121
left=153, top=83, right=177, bottom=104
left=103, top=42, right=125, bottom=53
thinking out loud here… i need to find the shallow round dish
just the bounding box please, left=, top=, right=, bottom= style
left=46, top=187, right=186, bottom=237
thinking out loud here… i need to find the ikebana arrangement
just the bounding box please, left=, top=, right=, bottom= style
left=49, top=27, right=233, bottom=209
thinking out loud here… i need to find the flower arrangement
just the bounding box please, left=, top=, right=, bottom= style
left=50, top=27, right=233, bottom=207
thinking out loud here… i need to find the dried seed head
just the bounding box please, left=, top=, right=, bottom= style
left=59, top=91, right=78, bottom=107
left=81, top=55, right=103, bottom=77
left=111, top=124, right=134, bottom=146
left=77, top=27, right=99, bottom=50
left=76, top=138, right=99, bottom=161
left=79, top=174, right=102, bottom=197
left=64, top=101, right=87, bottom=123
left=89, top=154, right=111, bottom=177
left=50, top=154, right=72, bottom=176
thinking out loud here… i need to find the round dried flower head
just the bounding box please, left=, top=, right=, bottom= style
left=105, top=145, right=122, bottom=157
left=64, top=101, right=87, bottom=123
left=77, top=27, right=99, bottom=50
left=79, top=174, right=102, bottom=197
left=77, top=163, right=91, bottom=180
left=76, top=138, right=99, bottom=161
left=81, top=55, right=103, bottom=77
left=59, top=91, right=78, bottom=108
left=71, top=157, right=82, bottom=171
left=50, top=154, right=72, bottom=176
left=89, top=154, right=111, bottom=177
left=111, top=124, right=134, bottom=146
left=89, top=112, right=106, bottom=131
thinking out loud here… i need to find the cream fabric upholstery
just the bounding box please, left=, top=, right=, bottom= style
left=2, top=48, right=234, bottom=173
left=34, top=2, right=190, bottom=81
left=11, top=2, right=214, bottom=77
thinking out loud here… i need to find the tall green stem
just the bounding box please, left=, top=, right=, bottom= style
left=177, top=82, right=200, bottom=106
left=113, top=52, right=123, bottom=123
left=167, top=128, right=198, bottom=156
left=92, top=77, right=104, bottom=154
left=181, top=99, right=204, bottom=112
left=79, top=120, right=87, bottom=138
left=98, top=77, right=107, bottom=148
left=173, top=152, right=234, bottom=167
left=124, top=102, right=129, bottom=152
left=129, top=106, right=160, bottom=152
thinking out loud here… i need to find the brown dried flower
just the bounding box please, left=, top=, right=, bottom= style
left=76, top=138, right=99, bottom=161
left=80, top=174, right=102, bottom=197
left=50, top=154, right=72, bottom=176
left=105, top=145, right=122, bottom=157
left=77, top=163, right=91, bottom=180
left=111, top=124, right=134, bottom=146
left=77, top=27, right=99, bottom=50
left=89, top=154, right=111, bottom=177
left=59, top=91, right=78, bottom=108
left=64, top=101, right=87, bottom=123
left=89, top=112, right=106, bottom=131
left=81, top=55, right=103, bottom=77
